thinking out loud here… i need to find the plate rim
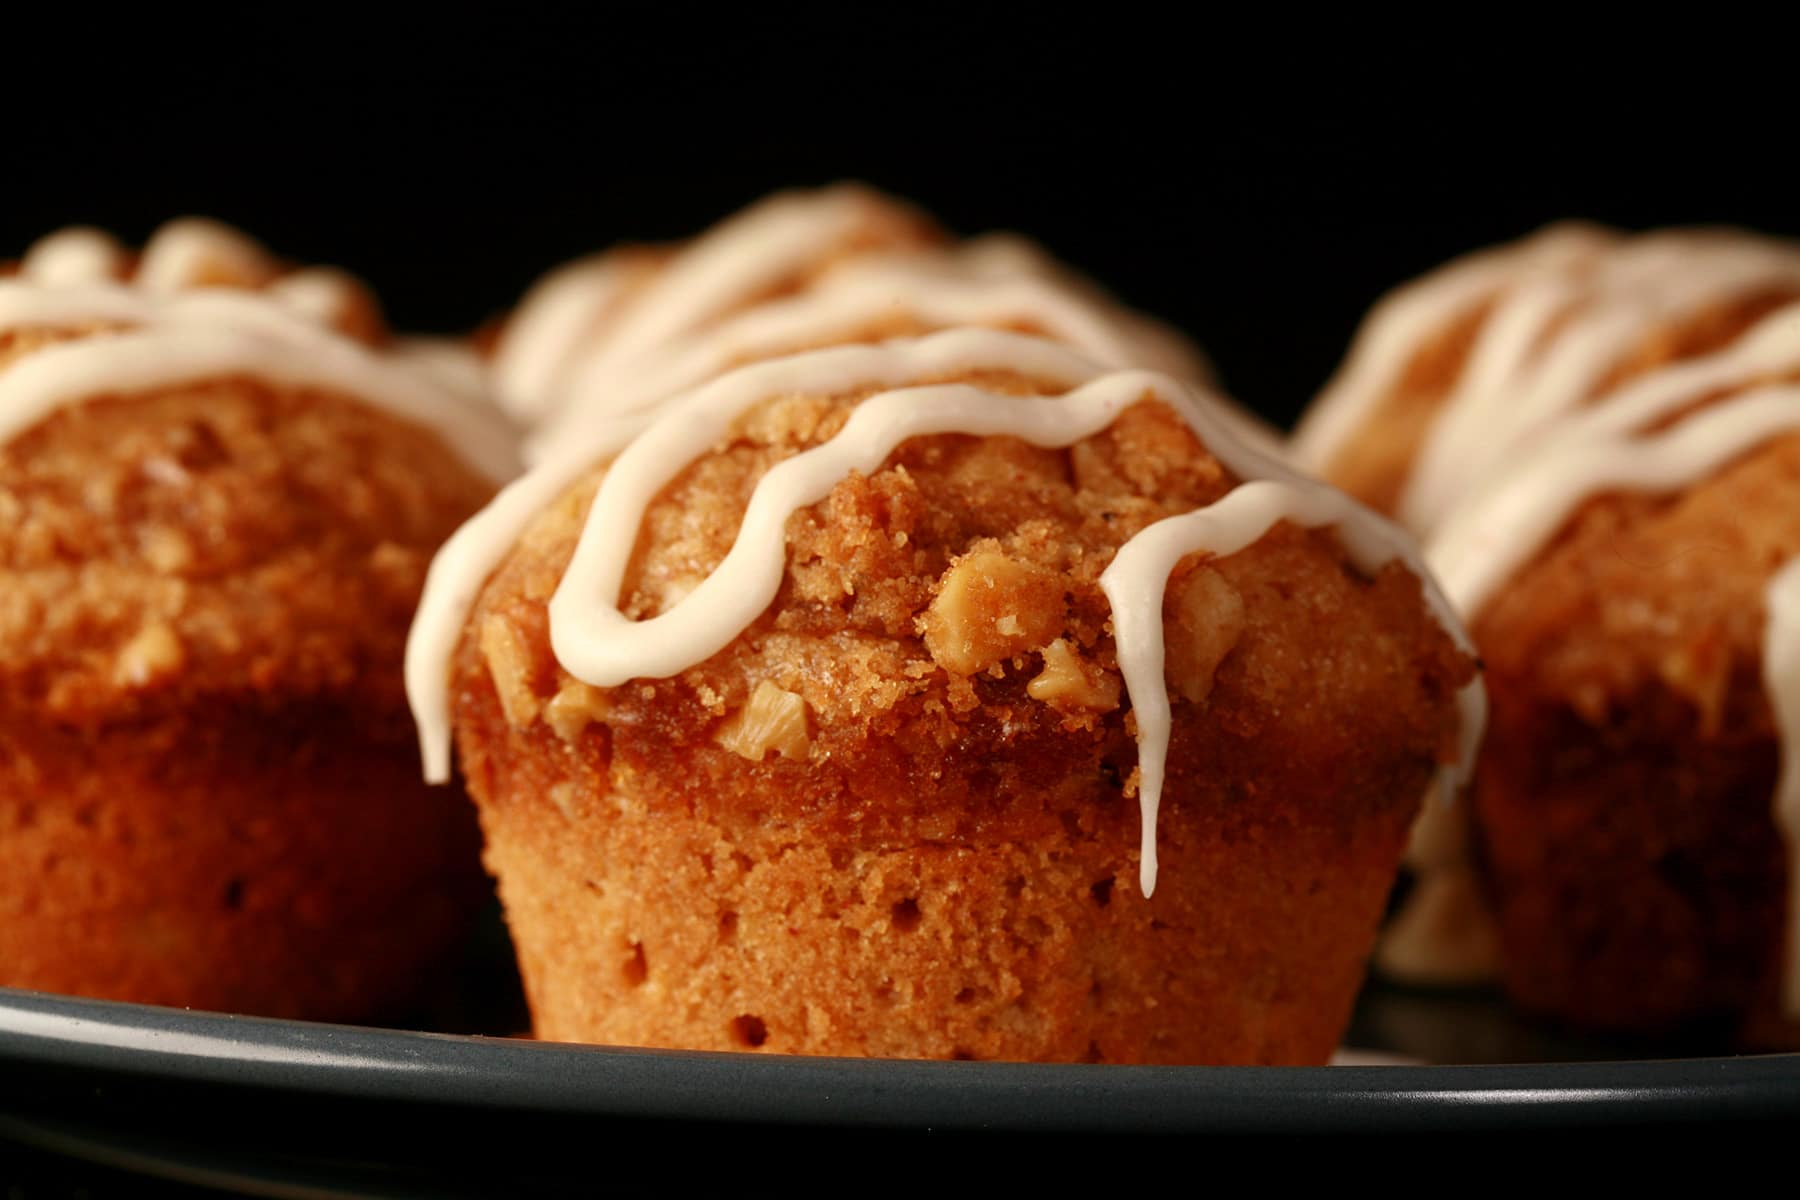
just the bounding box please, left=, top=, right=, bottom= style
left=5, top=986, right=1799, bottom=1133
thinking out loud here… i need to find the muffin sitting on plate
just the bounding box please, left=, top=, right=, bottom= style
left=0, top=219, right=517, bottom=1022
left=409, top=318, right=1478, bottom=1062
left=1296, top=223, right=1800, bottom=1042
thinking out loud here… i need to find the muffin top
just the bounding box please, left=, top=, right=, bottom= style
left=1428, top=304, right=1800, bottom=727
left=0, top=226, right=514, bottom=725
left=413, top=328, right=1479, bottom=894
left=1294, top=223, right=1800, bottom=529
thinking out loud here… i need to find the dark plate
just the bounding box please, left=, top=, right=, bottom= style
left=3, top=980, right=1799, bottom=1196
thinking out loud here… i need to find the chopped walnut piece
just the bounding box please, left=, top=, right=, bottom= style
left=546, top=781, right=583, bottom=822
left=480, top=614, right=541, bottom=728
left=544, top=679, right=610, bottom=742
left=1163, top=564, right=1246, bottom=704
left=716, top=681, right=811, bottom=762
left=1027, top=638, right=1120, bottom=712
left=114, top=623, right=184, bottom=688
left=921, top=548, right=1065, bottom=675
left=139, top=526, right=195, bottom=574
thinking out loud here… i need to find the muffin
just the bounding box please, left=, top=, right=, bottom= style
left=1296, top=223, right=1800, bottom=1040
left=489, top=184, right=1242, bottom=463
left=0, top=222, right=517, bottom=1021
left=410, top=327, right=1478, bottom=1062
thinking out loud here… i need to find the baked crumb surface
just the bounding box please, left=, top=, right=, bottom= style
left=0, top=370, right=492, bottom=725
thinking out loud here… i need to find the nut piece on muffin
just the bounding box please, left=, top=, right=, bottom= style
left=1297, top=224, right=1800, bottom=1043
left=410, top=327, right=1477, bottom=1063
left=486, top=184, right=1248, bottom=463
left=0, top=221, right=518, bottom=1022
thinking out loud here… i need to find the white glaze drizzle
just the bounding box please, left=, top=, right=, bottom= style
left=1295, top=225, right=1800, bottom=535
left=1101, top=479, right=1482, bottom=894
left=905, top=232, right=1216, bottom=388
left=489, top=188, right=1232, bottom=458
left=490, top=254, right=648, bottom=423
left=1291, top=222, right=1612, bottom=473
left=19, top=227, right=129, bottom=287
left=264, top=267, right=372, bottom=334
left=0, top=281, right=517, bottom=480
left=521, top=249, right=1216, bottom=464
left=1401, top=233, right=1800, bottom=532
left=578, top=188, right=891, bottom=376
left=1425, top=297, right=1800, bottom=611
left=409, top=330, right=1110, bottom=781
left=19, top=219, right=382, bottom=340
left=1763, top=559, right=1800, bottom=1014
left=407, top=328, right=1482, bottom=898
left=492, top=186, right=899, bottom=431
left=134, top=218, right=279, bottom=293
left=1389, top=297, right=1800, bottom=1010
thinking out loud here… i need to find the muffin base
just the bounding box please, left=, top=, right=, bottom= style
left=0, top=699, right=487, bottom=1023
left=463, top=690, right=1429, bottom=1065
left=1477, top=698, right=1797, bottom=1045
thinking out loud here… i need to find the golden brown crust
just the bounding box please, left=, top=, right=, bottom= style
left=1473, top=436, right=1800, bottom=1037
left=452, top=373, right=1473, bottom=1061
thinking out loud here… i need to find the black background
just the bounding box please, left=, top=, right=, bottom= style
left=8, top=21, right=1798, bottom=430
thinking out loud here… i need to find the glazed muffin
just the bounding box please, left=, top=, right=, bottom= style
left=410, top=328, right=1478, bottom=1062
left=0, top=223, right=517, bottom=1021
left=1296, top=224, right=1800, bottom=1040
left=489, top=184, right=1233, bottom=463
